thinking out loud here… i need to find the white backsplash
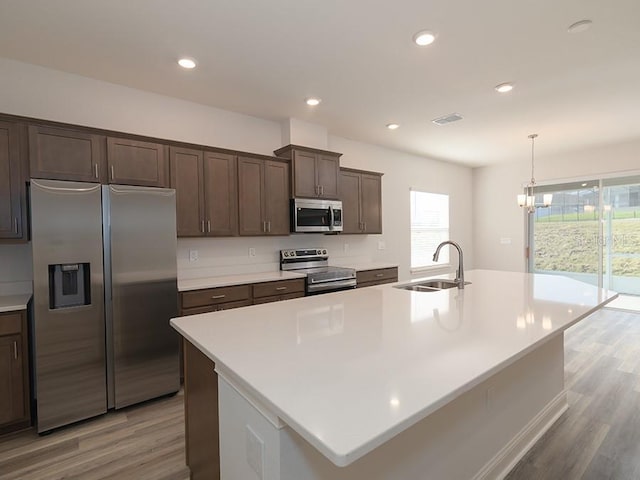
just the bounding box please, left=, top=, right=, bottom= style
left=0, top=243, right=33, bottom=295
left=177, top=234, right=393, bottom=280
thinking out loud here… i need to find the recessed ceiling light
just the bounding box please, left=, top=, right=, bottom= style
left=495, top=82, right=514, bottom=93
left=178, top=58, right=197, bottom=69
left=568, top=20, right=593, bottom=34
left=305, top=97, right=321, bottom=106
left=413, top=30, right=436, bottom=46
left=386, top=123, right=400, bottom=130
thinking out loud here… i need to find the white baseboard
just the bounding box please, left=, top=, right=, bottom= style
left=473, top=390, right=568, bottom=480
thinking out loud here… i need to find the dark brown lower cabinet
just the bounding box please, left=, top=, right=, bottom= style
left=356, top=267, right=398, bottom=288
left=183, top=339, right=219, bottom=480
left=0, top=310, right=30, bottom=435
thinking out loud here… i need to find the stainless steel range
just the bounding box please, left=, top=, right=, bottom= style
left=280, top=249, right=357, bottom=294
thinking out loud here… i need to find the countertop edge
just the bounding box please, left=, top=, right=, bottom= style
left=0, top=294, right=32, bottom=312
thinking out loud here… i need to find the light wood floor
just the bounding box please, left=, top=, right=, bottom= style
left=507, top=307, right=640, bottom=480
left=0, top=391, right=189, bottom=480
left=1, top=308, right=639, bottom=480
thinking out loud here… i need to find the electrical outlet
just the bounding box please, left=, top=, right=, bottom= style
left=189, top=250, right=198, bottom=262
left=248, top=247, right=256, bottom=258
left=378, top=240, right=386, bottom=250
left=246, top=425, right=264, bottom=479
left=343, top=243, right=349, bottom=253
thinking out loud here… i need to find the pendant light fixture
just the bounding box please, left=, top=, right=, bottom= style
left=517, top=134, right=552, bottom=212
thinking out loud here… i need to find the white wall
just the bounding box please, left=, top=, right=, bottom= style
left=0, top=58, right=473, bottom=284
left=473, top=138, right=640, bottom=272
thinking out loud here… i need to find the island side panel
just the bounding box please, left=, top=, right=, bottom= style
left=184, top=338, right=220, bottom=480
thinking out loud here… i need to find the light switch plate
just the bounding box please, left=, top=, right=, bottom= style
left=189, top=250, right=198, bottom=262
left=249, top=248, right=256, bottom=258
left=378, top=240, right=386, bottom=250
left=246, top=425, right=264, bottom=479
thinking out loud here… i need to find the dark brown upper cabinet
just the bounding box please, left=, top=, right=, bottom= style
left=29, top=125, right=104, bottom=182
left=170, top=147, right=238, bottom=237
left=274, top=145, right=341, bottom=199
left=238, top=157, right=289, bottom=236
left=203, top=151, right=238, bottom=236
left=0, top=120, right=26, bottom=242
left=107, top=137, right=168, bottom=187
left=339, top=168, right=383, bottom=234
left=170, top=147, right=204, bottom=236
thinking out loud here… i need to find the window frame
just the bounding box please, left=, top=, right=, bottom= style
left=409, top=189, right=451, bottom=274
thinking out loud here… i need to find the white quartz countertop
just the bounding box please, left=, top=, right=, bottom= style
left=178, top=271, right=306, bottom=291
left=171, top=269, right=617, bottom=467
left=0, top=294, right=31, bottom=312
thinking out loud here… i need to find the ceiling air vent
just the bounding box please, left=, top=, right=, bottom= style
left=432, top=113, right=463, bottom=126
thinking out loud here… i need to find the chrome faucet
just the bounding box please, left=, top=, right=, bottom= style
left=433, top=241, right=465, bottom=289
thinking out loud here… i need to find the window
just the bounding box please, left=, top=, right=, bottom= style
left=410, top=191, right=449, bottom=270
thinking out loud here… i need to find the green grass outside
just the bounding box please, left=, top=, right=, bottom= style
left=537, top=209, right=640, bottom=222
left=534, top=218, right=640, bottom=275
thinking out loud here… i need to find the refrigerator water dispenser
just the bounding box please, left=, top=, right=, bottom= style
left=48, top=263, right=91, bottom=309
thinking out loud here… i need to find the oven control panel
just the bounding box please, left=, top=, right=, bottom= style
left=281, top=248, right=328, bottom=259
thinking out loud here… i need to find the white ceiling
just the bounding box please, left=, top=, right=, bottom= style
left=1, top=0, right=639, bottom=167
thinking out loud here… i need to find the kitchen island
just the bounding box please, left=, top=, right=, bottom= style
left=171, top=269, right=616, bottom=480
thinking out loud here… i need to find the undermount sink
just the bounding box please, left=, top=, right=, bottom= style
left=395, top=279, right=471, bottom=292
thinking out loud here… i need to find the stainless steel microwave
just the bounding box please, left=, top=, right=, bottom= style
left=291, top=198, right=343, bottom=233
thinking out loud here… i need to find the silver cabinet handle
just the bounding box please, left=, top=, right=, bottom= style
left=110, top=165, right=115, bottom=180
left=267, top=221, right=271, bottom=233
left=363, top=222, right=367, bottom=231
left=13, top=341, right=18, bottom=360
left=14, top=217, right=18, bottom=233
left=211, top=294, right=226, bottom=299
left=94, top=164, right=99, bottom=178
left=276, top=286, right=287, bottom=291
left=375, top=273, right=384, bottom=278
left=201, top=220, right=205, bottom=233
left=207, top=220, right=211, bottom=233
left=320, top=185, right=324, bottom=196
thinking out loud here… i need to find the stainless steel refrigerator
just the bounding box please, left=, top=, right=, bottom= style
left=30, top=179, right=179, bottom=433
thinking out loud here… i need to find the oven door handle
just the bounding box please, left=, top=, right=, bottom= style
left=307, top=278, right=357, bottom=292
left=309, top=276, right=355, bottom=284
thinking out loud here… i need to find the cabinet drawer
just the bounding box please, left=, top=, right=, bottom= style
left=356, top=267, right=398, bottom=286
left=181, top=285, right=251, bottom=309
left=0, top=312, right=22, bottom=336
left=252, top=291, right=305, bottom=305
left=181, top=299, right=252, bottom=316
left=252, top=279, right=305, bottom=299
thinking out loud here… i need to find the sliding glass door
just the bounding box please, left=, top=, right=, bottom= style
left=602, top=176, right=640, bottom=295
left=529, top=175, right=640, bottom=296
left=529, top=180, right=601, bottom=287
